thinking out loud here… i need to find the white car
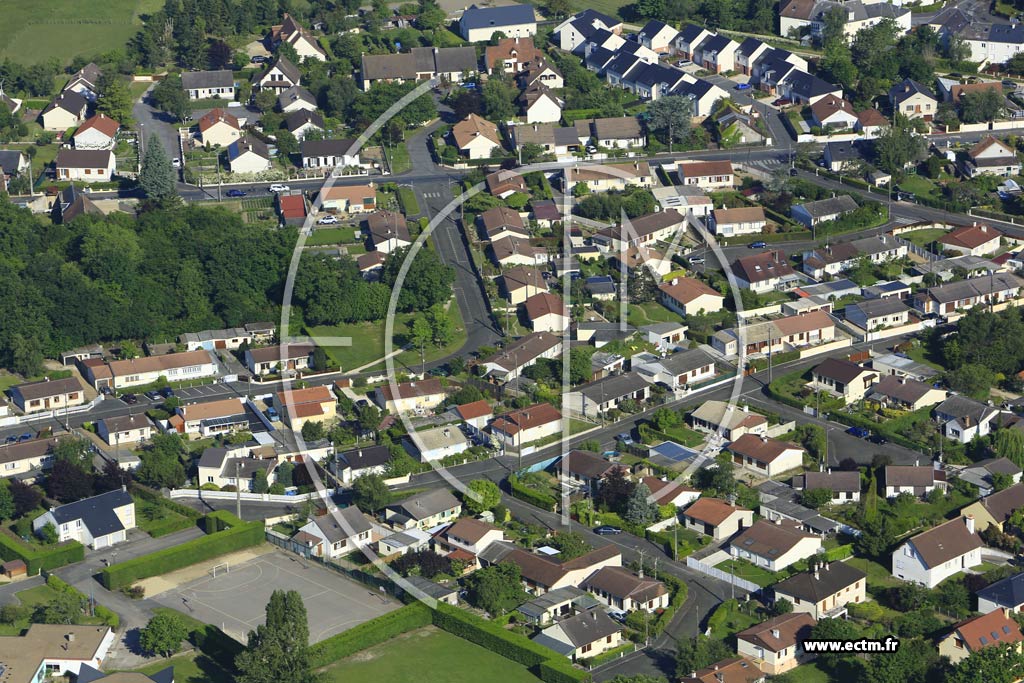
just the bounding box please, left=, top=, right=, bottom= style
left=268, top=184, right=290, bottom=193
left=317, top=215, right=339, bottom=225
left=171, top=158, right=181, bottom=168
left=586, top=145, right=598, bottom=154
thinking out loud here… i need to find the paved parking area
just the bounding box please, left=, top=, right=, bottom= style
left=173, top=384, right=228, bottom=399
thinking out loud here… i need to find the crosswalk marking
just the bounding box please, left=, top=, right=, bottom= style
left=892, top=216, right=918, bottom=225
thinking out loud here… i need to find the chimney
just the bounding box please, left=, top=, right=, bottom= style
left=671, top=277, right=679, bottom=286
left=67, top=632, right=76, bottom=642
left=771, top=628, right=781, bottom=639
left=965, top=514, right=975, bottom=534
left=774, top=517, right=782, bottom=525
left=592, top=611, right=598, bottom=620
left=1005, top=607, right=1013, bottom=619
left=638, top=563, right=644, bottom=579
left=742, top=405, right=749, bottom=412
left=121, top=484, right=126, bottom=492
left=761, top=434, right=768, bottom=443
left=814, top=569, right=820, bottom=580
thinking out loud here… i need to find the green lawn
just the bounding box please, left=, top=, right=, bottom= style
left=707, top=599, right=761, bottom=640
left=904, top=344, right=946, bottom=371
left=306, top=226, right=360, bottom=246
left=0, top=373, right=21, bottom=392
left=846, top=557, right=902, bottom=592
left=627, top=302, right=681, bottom=326
left=787, top=663, right=832, bottom=683
left=319, top=627, right=542, bottom=683
left=715, top=558, right=779, bottom=588
left=900, top=227, right=947, bottom=248
left=385, top=143, right=411, bottom=175
left=0, top=0, right=163, bottom=65
left=658, top=424, right=705, bottom=448
left=15, top=584, right=59, bottom=607
left=897, top=175, right=941, bottom=198
left=133, top=495, right=194, bottom=537
left=129, top=652, right=233, bottom=683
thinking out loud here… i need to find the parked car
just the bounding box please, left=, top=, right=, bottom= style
left=18, top=433, right=34, bottom=442
left=675, top=60, right=692, bottom=67
left=735, top=83, right=752, bottom=90
left=171, top=158, right=181, bottom=169
left=789, top=167, right=799, bottom=176
left=772, top=98, right=791, bottom=107
left=251, top=55, right=267, bottom=63
left=4, top=435, right=17, bottom=444
left=144, top=390, right=162, bottom=400
left=225, top=189, right=247, bottom=197
left=868, top=434, right=888, bottom=445
left=586, top=145, right=598, bottom=154
left=749, top=241, right=768, bottom=249
left=617, top=432, right=633, bottom=445
left=594, top=526, right=623, bottom=535
left=268, top=184, right=290, bottom=193
left=265, top=407, right=279, bottom=421
left=159, top=387, right=175, bottom=398
left=317, top=215, right=340, bottom=225
left=846, top=426, right=870, bottom=438
left=121, top=394, right=138, bottom=405
left=1004, top=79, right=1018, bottom=88
left=689, top=256, right=706, bottom=265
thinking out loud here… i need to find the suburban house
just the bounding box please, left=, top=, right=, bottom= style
left=480, top=206, right=529, bottom=241
left=405, top=425, right=471, bottom=463
left=72, top=114, right=118, bottom=150
left=597, top=209, right=685, bottom=250
left=772, top=562, right=867, bottom=619
left=63, top=62, right=102, bottom=101
left=244, top=342, right=314, bottom=375
left=490, top=402, right=562, bottom=449
left=963, top=136, right=1022, bottom=178
left=583, top=566, right=669, bottom=612
left=960, top=483, right=1024, bottom=532
left=709, top=206, right=767, bottom=237
left=806, top=357, right=878, bottom=402
left=169, top=398, right=249, bottom=438
left=811, top=98, right=858, bottom=130
left=889, top=78, right=937, bottom=120
left=0, top=150, right=29, bottom=190
left=40, top=91, right=88, bottom=131
left=226, top=136, right=271, bottom=174
left=728, top=520, right=823, bottom=572
left=301, top=139, right=360, bottom=170
left=560, top=449, right=623, bottom=494
left=555, top=9, right=622, bottom=54
left=0, top=624, right=118, bottom=683
left=793, top=470, right=861, bottom=504
left=590, top=116, right=646, bottom=149
left=486, top=170, right=529, bottom=198
left=359, top=46, right=478, bottom=90
left=730, top=250, right=800, bottom=293
left=286, top=109, right=325, bottom=140
left=181, top=70, right=235, bottom=99
left=690, top=401, right=768, bottom=440
left=640, top=321, right=688, bottom=352
left=958, top=458, right=1023, bottom=497
left=197, top=108, right=241, bottom=147
left=378, top=527, right=431, bottom=557
left=938, top=608, right=1024, bottom=665
left=822, top=140, right=862, bottom=172
left=532, top=608, right=623, bottom=661
left=0, top=437, right=63, bottom=480
left=844, top=298, right=912, bottom=333
left=196, top=444, right=279, bottom=490
left=963, top=22, right=1024, bottom=63
left=728, top=435, right=804, bottom=478
left=856, top=108, right=889, bottom=135
left=683, top=498, right=754, bottom=540
left=938, top=224, right=1003, bottom=256
left=658, top=277, right=725, bottom=316
left=8, top=377, right=84, bottom=415
left=292, top=507, right=372, bottom=560
left=365, top=211, right=412, bottom=253
left=693, top=33, right=739, bottom=72
left=934, top=394, right=1001, bottom=443
left=500, top=266, right=548, bottom=305
left=675, top=160, right=735, bottom=190
left=275, top=385, right=337, bottom=430
left=374, top=378, right=446, bottom=413
left=489, top=237, right=548, bottom=267
left=736, top=612, right=816, bottom=675
left=978, top=571, right=1024, bottom=613
left=520, top=84, right=563, bottom=123
left=791, top=195, right=859, bottom=228
left=267, top=13, right=327, bottom=61
left=867, top=376, right=946, bottom=411
left=711, top=310, right=835, bottom=358
left=485, top=36, right=543, bottom=73
left=479, top=331, right=562, bottom=382
left=84, top=350, right=216, bottom=390
left=459, top=4, right=537, bottom=42
left=33, top=488, right=135, bottom=549
left=434, top=517, right=506, bottom=560
left=911, top=273, right=1024, bottom=316
left=563, top=161, right=652, bottom=192
left=642, top=476, right=701, bottom=508
left=498, top=545, right=622, bottom=596
left=336, top=445, right=392, bottom=483
left=97, top=414, right=153, bottom=447
left=55, top=149, right=114, bottom=183
left=566, top=372, right=651, bottom=418
left=452, top=113, right=503, bottom=160
left=680, top=658, right=765, bottom=683
left=319, top=184, right=377, bottom=213
left=384, top=489, right=462, bottom=530
left=524, top=292, right=570, bottom=333
left=637, top=19, right=678, bottom=52
left=634, top=347, right=717, bottom=390
left=891, top=515, right=983, bottom=588
left=516, top=586, right=601, bottom=626
left=254, top=56, right=301, bottom=92
left=453, top=400, right=493, bottom=431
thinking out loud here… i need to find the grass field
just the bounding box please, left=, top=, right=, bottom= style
left=130, top=652, right=232, bottom=683
left=899, top=227, right=947, bottom=247
left=0, top=0, right=163, bottom=65
left=715, top=559, right=779, bottom=588
left=627, top=301, right=681, bottom=326
left=319, top=627, right=541, bottom=683
left=306, top=226, right=360, bottom=246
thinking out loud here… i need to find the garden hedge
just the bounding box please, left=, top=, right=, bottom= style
left=539, top=658, right=591, bottom=683
left=0, top=531, right=84, bottom=575
left=99, top=511, right=263, bottom=589
left=508, top=474, right=557, bottom=511
left=131, top=484, right=202, bottom=519
left=308, top=602, right=432, bottom=668
left=46, top=575, right=119, bottom=628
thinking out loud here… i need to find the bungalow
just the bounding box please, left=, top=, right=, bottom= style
left=889, top=78, right=937, bottom=121
left=563, top=161, right=652, bottom=192
left=640, top=321, right=688, bottom=351
left=486, top=170, right=529, bottom=198
left=938, top=224, right=1002, bottom=256
left=490, top=402, right=562, bottom=448
left=958, top=458, right=1023, bottom=497
left=791, top=195, right=859, bottom=228
left=709, top=206, right=766, bottom=237
left=55, top=149, right=114, bottom=183
left=254, top=57, right=301, bottom=92
left=524, top=292, right=570, bottom=333
left=736, top=612, right=817, bottom=675
left=634, top=347, right=717, bottom=390
left=357, top=251, right=386, bottom=276
left=278, top=87, right=318, bottom=114
left=374, top=378, right=446, bottom=413
left=244, top=342, right=314, bottom=375
left=319, top=184, right=377, bottom=214
left=773, top=562, right=867, bottom=619
left=365, top=211, right=412, bottom=253
left=73, top=114, right=119, bottom=150
left=711, top=310, right=836, bottom=358
left=226, top=136, right=271, bottom=174
left=8, top=377, right=84, bottom=415
left=97, top=414, right=153, bottom=447
left=479, top=331, right=563, bottom=382
left=844, top=298, right=912, bottom=332
left=638, top=19, right=679, bottom=52
left=358, top=46, right=477, bottom=91
left=275, top=385, right=337, bottom=430
left=583, top=566, right=669, bottom=612
left=675, top=160, right=735, bottom=190
left=293, top=507, right=372, bottom=560
left=435, top=517, right=506, bottom=560
left=385, top=488, right=462, bottom=530
left=978, top=571, right=1024, bottom=613
left=459, top=4, right=537, bottom=42
left=934, top=394, right=1001, bottom=443
left=566, top=372, right=650, bottom=417
left=658, top=277, right=725, bottom=316
left=485, top=36, right=543, bottom=74
left=2, top=625, right=120, bottom=683
left=806, top=357, right=877, bottom=402
left=728, top=434, right=804, bottom=478
left=267, top=13, right=328, bottom=62
left=86, top=350, right=217, bottom=390
left=196, top=108, right=240, bottom=147
left=516, top=586, right=601, bottom=626
left=532, top=608, right=623, bottom=661
left=560, top=449, right=623, bottom=493
left=452, top=114, right=503, bottom=160
left=286, top=109, right=325, bottom=140
left=862, top=280, right=911, bottom=300
left=500, top=266, right=548, bottom=305
left=599, top=209, right=686, bottom=251
left=867, top=376, right=946, bottom=411
left=891, top=515, right=982, bottom=588
left=911, top=273, right=1024, bottom=316
left=680, top=658, right=766, bottom=683
left=642, top=476, right=701, bottom=508
left=682, top=498, right=754, bottom=540
left=961, top=483, right=1024, bottom=532
left=301, top=139, right=360, bottom=170
left=792, top=470, right=861, bottom=504
left=501, top=544, right=621, bottom=595
left=811, top=97, right=858, bottom=130
left=34, top=488, right=134, bottom=549
left=181, top=70, right=235, bottom=100
left=822, top=140, right=862, bottom=172
left=405, top=425, right=470, bottom=463
left=336, top=445, right=392, bottom=484
left=513, top=122, right=586, bottom=159
left=591, top=116, right=646, bottom=149
left=173, top=399, right=250, bottom=438
left=690, top=400, right=768, bottom=440
left=481, top=205, right=529, bottom=242
left=962, top=137, right=1021, bottom=178
left=728, top=519, right=823, bottom=572
left=856, top=108, right=889, bottom=136
left=882, top=464, right=946, bottom=499
left=731, top=250, right=800, bottom=293
left=939, top=608, right=1024, bottom=665
left=378, top=527, right=431, bottom=556
left=0, top=437, right=62, bottom=480
left=40, top=91, right=89, bottom=131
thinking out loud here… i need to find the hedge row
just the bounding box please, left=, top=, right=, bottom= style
left=100, top=512, right=263, bottom=589
left=828, top=411, right=925, bottom=453
left=131, top=484, right=202, bottom=519
left=46, top=575, right=119, bottom=628
left=766, top=382, right=807, bottom=411
left=508, top=474, right=557, bottom=511
left=308, top=603, right=432, bottom=668
left=652, top=573, right=688, bottom=636
left=824, top=544, right=854, bottom=561
left=748, top=349, right=800, bottom=372
left=0, top=531, right=84, bottom=575
left=539, top=658, right=590, bottom=683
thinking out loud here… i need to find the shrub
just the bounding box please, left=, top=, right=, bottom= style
left=0, top=532, right=84, bottom=575
left=431, top=603, right=550, bottom=666
left=308, top=603, right=432, bottom=668
left=508, top=474, right=557, bottom=511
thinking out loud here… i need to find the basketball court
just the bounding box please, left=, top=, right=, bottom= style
left=150, top=549, right=397, bottom=643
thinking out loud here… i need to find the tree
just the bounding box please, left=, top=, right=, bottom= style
left=996, top=429, right=1024, bottom=468
left=548, top=531, right=591, bottom=560
left=38, top=522, right=59, bottom=544
left=96, top=74, right=133, bottom=125
left=353, top=473, right=391, bottom=512
left=52, top=438, right=93, bottom=467
left=9, top=480, right=42, bottom=518
left=481, top=74, right=517, bottom=122
left=410, top=316, right=432, bottom=373
left=874, top=113, right=926, bottom=174
left=463, top=562, right=525, bottom=615
left=312, top=346, right=328, bottom=372
left=139, top=138, right=177, bottom=202
left=253, top=469, right=269, bottom=494
left=208, top=40, right=234, bottom=69
left=648, top=96, right=692, bottom=151
left=821, top=5, right=848, bottom=48
left=300, top=420, right=326, bottom=442
left=810, top=618, right=861, bottom=670
left=236, top=590, right=311, bottom=683
left=946, top=363, right=996, bottom=399
left=427, top=304, right=454, bottom=347
left=0, top=486, right=13, bottom=522
left=652, top=407, right=680, bottom=431
left=569, top=346, right=595, bottom=385
left=276, top=461, right=295, bottom=488
left=772, top=598, right=793, bottom=616
left=949, top=641, right=1024, bottom=683
left=464, top=479, right=501, bottom=514
left=140, top=612, right=188, bottom=657
left=676, top=636, right=734, bottom=677
left=46, top=459, right=94, bottom=503
left=801, top=488, right=834, bottom=509
left=39, top=590, right=83, bottom=624
left=595, top=467, right=635, bottom=513
left=137, top=434, right=187, bottom=489
left=624, top=483, right=659, bottom=527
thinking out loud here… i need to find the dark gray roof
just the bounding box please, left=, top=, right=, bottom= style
left=478, top=539, right=518, bottom=564
left=795, top=195, right=859, bottom=219
left=989, top=23, right=1024, bottom=43
left=773, top=562, right=866, bottom=603
left=404, top=574, right=457, bottom=599
left=659, top=348, right=716, bottom=375
left=0, top=150, right=25, bottom=175
left=460, top=4, right=535, bottom=30
left=101, top=413, right=151, bottom=433
left=924, top=273, right=1023, bottom=304
left=341, top=445, right=392, bottom=471
left=311, top=506, right=372, bottom=541
left=10, top=377, right=81, bottom=401
left=575, top=9, right=620, bottom=29
left=825, top=140, right=860, bottom=162
left=935, top=394, right=995, bottom=422
left=585, top=47, right=617, bottom=71
left=277, top=85, right=316, bottom=109
left=55, top=149, right=111, bottom=169
left=701, top=34, right=733, bottom=54
left=577, top=371, right=648, bottom=402
left=198, top=446, right=228, bottom=469
left=846, top=297, right=910, bottom=318
left=677, top=24, right=707, bottom=42
left=43, top=91, right=88, bottom=116
left=783, top=70, right=839, bottom=99
left=812, top=357, right=869, bottom=384
left=889, top=78, right=936, bottom=104
left=392, top=488, right=460, bottom=520
left=977, top=572, right=1024, bottom=609
left=737, top=37, right=765, bottom=56
left=50, top=489, right=133, bottom=538
left=433, top=46, right=478, bottom=73
left=541, top=609, right=620, bottom=648
left=286, top=108, right=325, bottom=133
left=227, top=135, right=269, bottom=161
left=301, top=138, right=357, bottom=157
left=181, top=70, right=234, bottom=91
left=260, top=56, right=301, bottom=84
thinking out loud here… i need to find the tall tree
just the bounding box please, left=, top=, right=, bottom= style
left=140, top=612, right=188, bottom=657
left=949, top=641, right=1024, bottom=683
left=464, top=479, right=501, bottom=514
left=236, top=590, right=311, bottom=683
left=353, top=473, right=391, bottom=512
left=874, top=113, right=926, bottom=173
left=647, top=95, right=693, bottom=152
left=139, top=137, right=177, bottom=202
left=624, top=482, right=659, bottom=527
left=676, top=635, right=734, bottom=677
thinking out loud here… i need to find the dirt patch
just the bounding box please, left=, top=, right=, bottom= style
left=137, top=544, right=274, bottom=596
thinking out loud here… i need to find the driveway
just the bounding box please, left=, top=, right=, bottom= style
left=132, top=84, right=184, bottom=166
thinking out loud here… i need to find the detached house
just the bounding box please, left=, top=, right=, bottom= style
left=938, top=224, right=1002, bottom=256
left=791, top=195, right=859, bottom=228
left=892, top=515, right=983, bottom=588
left=374, top=378, right=446, bottom=413
left=520, top=84, right=563, bottom=124
left=889, top=78, right=937, bottom=120
left=709, top=206, right=766, bottom=237
left=807, top=357, right=877, bottom=402
left=634, top=347, right=717, bottom=390
left=591, top=116, right=646, bottom=149
left=97, top=414, right=153, bottom=447
left=911, top=273, right=1024, bottom=316
left=41, top=91, right=88, bottom=131
left=867, top=376, right=945, bottom=412
left=690, top=401, right=768, bottom=440
left=34, top=489, right=134, bottom=549
left=727, top=434, right=804, bottom=478
left=939, top=608, right=1024, bottom=665
left=683, top=498, right=754, bottom=540
left=642, top=476, right=701, bottom=508
left=452, top=114, right=503, bottom=160
left=736, top=612, right=816, bottom=675
left=773, top=562, right=867, bottom=619
left=680, top=658, right=765, bottom=683
left=365, top=211, right=412, bottom=253
left=336, top=445, right=392, bottom=484
left=226, top=136, right=271, bottom=174
left=978, top=571, right=1024, bottom=613
left=301, top=139, right=360, bottom=170
left=793, top=470, right=861, bottom=504
left=181, top=70, right=235, bottom=100
left=934, top=394, right=1000, bottom=443
left=8, top=377, right=84, bottom=415
left=811, top=97, right=858, bottom=130
left=319, top=184, right=376, bottom=214
left=63, top=62, right=102, bottom=101
left=490, top=402, right=562, bottom=448
left=459, top=4, right=537, bottom=42
left=479, top=331, right=562, bottom=382
left=658, top=277, right=724, bottom=316
left=73, top=114, right=118, bottom=150
left=276, top=385, right=337, bottom=430
left=244, top=342, right=314, bottom=375
left=500, top=266, right=548, bottom=305
left=55, top=149, right=114, bottom=183
left=729, top=519, right=823, bottom=572
left=843, top=298, right=912, bottom=333
left=197, top=108, right=241, bottom=148
left=731, top=250, right=799, bottom=293
left=560, top=450, right=623, bottom=493
left=963, top=136, right=1021, bottom=178
left=532, top=608, right=623, bottom=661
left=267, top=13, right=327, bottom=62
left=173, top=399, right=249, bottom=438
left=566, top=372, right=651, bottom=418
left=961, top=482, right=1024, bottom=533
left=404, top=425, right=470, bottom=463
left=485, top=36, right=542, bottom=74
left=582, top=566, right=669, bottom=612
left=385, top=489, right=461, bottom=531
left=676, top=160, right=735, bottom=190
left=286, top=109, right=325, bottom=140
left=86, top=350, right=216, bottom=390
left=293, top=507, right=372, bottom=560
left=524, top=292, right=570, bottom=333
left=254, top=57, right=301, bottom=92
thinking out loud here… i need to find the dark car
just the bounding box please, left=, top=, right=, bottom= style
left=868, top=434, right=888, bottom=445
left=789, top=167, right=799, bottom=176
left=18, top=433, right=33, bottom=442
left=225, top=189, right=247, bottom=197
left=159, top=387, right=175, bottom=398
left=144, top=390, right=161, bottom=400
left=594, top=525, right=622, bottom=535
left=749, top=241, right=768, bottom=249
left=846, top=426, right=870, bottom=438
left=4, top=435, right=17, bottom=444
left=121, top=394, right=139, bottom=405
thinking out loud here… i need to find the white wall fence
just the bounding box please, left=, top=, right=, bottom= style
left=168, top=488, right=330, bottom=503
left=685, top=556, right=761, bottom=594
left=5, top=395, right=105, bottom=428
left=646, top=517, right=680, bottom=533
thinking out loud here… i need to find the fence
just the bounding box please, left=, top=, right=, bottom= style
left=893, top=234, right=940, bottom=262
left=685, top=556, right=760, bottom=594
left=168, top=489, right=327, bottom=503
left=265, top=529, right=393, bottom=592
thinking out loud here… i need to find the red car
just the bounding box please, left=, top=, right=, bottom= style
left=773, top=98, right=792, bottom=107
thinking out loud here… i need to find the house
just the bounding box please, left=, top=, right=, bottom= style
left=33, top=488, right=134, bottom=549
left=891, top=515, right=982, bottom=588
left=97, top=414, right=152, bottom=447
left=811, top=98, right=858, bottom=130
left=385, top=489, right=462, bottom=530
left=485, top=36, right=542, bottom=73
left=500, top=544, right=621, bottom=596
left=864, top=376, right=943, bottom=414
left=856, top=108, right=889, bottom=136
left=711, top=310, right=836, bottom=358
left=735, top=37, right=772, bottom=75
left=171, top=399, right=249, bottom=438
left=943, top=80, right=1006, bottom=106
left=555, top=10, right=622, bottom=54
left=452, top=114, right=503, bottom=160
left=731, top=250, right=800, bottom=293
left=566, top=372, right=650, bottom=418
left=522, top=59, right=564, bottom=89
left=524, top=292, right=570, bottom=333
left=293, top=507, right=372, bottom=559
left=862, top=280, right=911, bottom=300
left=489, top=237, right=548, bottom=267
left=0, top=624, right=117, bottom=683
left=822, top=140, right=862, bottom=173
left=671, top=77, right=730, bottom=116
left=693, top=33, right=739, bottom=73
left=520, top=84, right=563, bottom=124
left=405, top=426, right=470, bottom=463
left=642, top=476, right=700, bottom=508
left=490, top=402, right=562, bottom=448
left=226, top=135, right=271, bottom=174
left=958, top=458, right=1023, bottom=497
left=254, top=57, right=301, bottom=92
left=73, top=114, right=118, bottom=150
left=736, top=612, right=816, bottom=675
left=286, top=109, right=325, bottom=140
left=267, top=13, right=327, bottom=62
left=964, top=22, right=1024, bottom=64
left=195, top=444, right=281, bottom=491
left=516, top=586, right=602, bottom=626
left=729, top=520, right=823, bottom=572
left=728, top=434, right=804, bottom=478
left=374, top=378, right=446, bottom=413
left=682, top=498, right=754, bottom=540
left=181, top=70, right=235, bottom=100
left=709, top=207, right=767, bottom=237
left=487, top=170, right=529, bottom=198
left=500, top=266, right=548, bottom=305
left=0, top=437, right=64, bottom=480
left=40, top=91, right=89, bottom=130
left=459, top=4, right=537, bottom=42
left=598, top=209, right=685, bottom=250
left=319, top=184, right=377, bottom=213
left=8, top=377, right=84, bottom=415
left=679, top=658, right=765, bottom=683
left=978, top=571, right=1024, bottom=613
left=365, top=211, right=412, bottom=253
left=634, top=347, right=717, bottom=390
left=359, top=46, right=477, bottom=90
left=63, top=62, right=102, bottom=101
left=55, top=149, right=114, bottom=183
left=244, top=342, right=314, bottom=375
left=378, top=527, right=431, bottom=556
left=479, top=331, right=562, bottom=382
left=939, top=608, right=1024, bottom=664
left=85, top=350, right=216, bottom=390
left=532, top=608, right=622, bottom=661
left=197, top=108, right=241, bottom=147
left=591, top=116, right=646, bottom=149
left=640, top=321, right=688, bottom=351
left=301, top=138, right=360, bottom=170
left=583, top=566, right=669, bottom=612
left=0, top=150, right=29, bottom=190
left=889, top=79, right=937, bottom=121
left=179, top=323, right=273, bottom=352
left=560, top=450, right=623, bottom=493
left=773, top=562, right=866, bottom=619
left=658, top=277, right=724, bottom=316
left=791, top=195, right=859, bottom=228
left=960, top=482, right=1024, bottom=532
left=336, top=445, right=392, bottom=484
left=564, top=161, right=652, bottom=192
left=454, top=400, right=493, bottom=431
left=934, top=394, right=1001, bottom=443
left=675, top=160, right=735, bottom=190
left=911, top=272, right=1024, bottom=316
left=634, top=19, right=677, bottom=52
left=792, top=470, right=861, bottom=504
left=844, top=298, right=912, bottom=333
left=938, top=224, right=1003, bottom=256
left=963, top=137, right=1021, bottom=178
left=276, top=385, right=336, bottom=430
left=436, top=517, right=505, bottom=558
left=690, top=401, right=768, bottom=440
left=480, top=206, right=529, bottom=241
left=776, top=69, right=842, bottom=106
left=806, top=357, right=877, bottom=402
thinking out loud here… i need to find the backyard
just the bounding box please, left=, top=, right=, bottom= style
left=715, top=558, right=779, bottom=588
left=130, top=653, right=232, bottom=683
left=899, top=227, right=948, bottom=248
left=305, top=226, right=360, bottom=246
left=627, top=302, right=681, bottom=327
